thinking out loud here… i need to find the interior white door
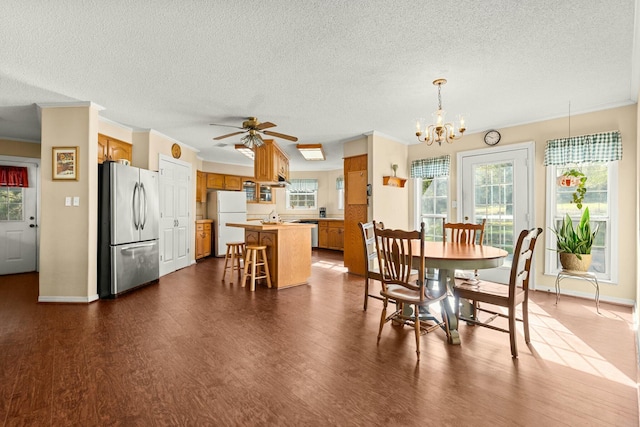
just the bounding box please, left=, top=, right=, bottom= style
left=458, top=143, right=534, bottom=284
left=159, top=157, right=190, bottom=277
left=0, top=159, right=38, bottom=275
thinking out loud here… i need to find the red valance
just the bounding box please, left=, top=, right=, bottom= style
left=0, top=166, right=29, bottom=187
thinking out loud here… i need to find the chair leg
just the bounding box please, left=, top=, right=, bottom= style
left=240, top=249, right=251, bottom=288
left=523, top=299, right=530, bottom=344
left=222, top=245, right=231, bottom=280
left=414, top=303, right=421, bottom=361
left=250, top=249, right=258, bottom=292
left=509, top=307, right=518, bottom=358
left=363, top=276, right=369, bottom=311
left=377, top=298, right=387, bottom=344
left=260, top=248, right=272, bottom=288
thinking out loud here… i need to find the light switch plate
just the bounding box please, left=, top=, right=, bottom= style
left=65, top=197, right=71, bottom=206
left=73, top=196, right=80, bottom=206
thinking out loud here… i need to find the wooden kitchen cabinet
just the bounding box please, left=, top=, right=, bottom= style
left=195, top=220, right=213, bottom=259
left=254, top=139, right=289, bottom=182
left=318, top=220, right=344, bottom=251
left=196, top=170, right=207, bottom=202
left=207, top=173, right=243, bottom=190
left=98, top=133, right=132, bottom=164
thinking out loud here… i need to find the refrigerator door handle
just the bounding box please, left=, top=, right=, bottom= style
left=120, top=242, right=157, bottom=251
left=140, top=183, right=148, bottom=230
left=132, top=182, right=140, bottom=230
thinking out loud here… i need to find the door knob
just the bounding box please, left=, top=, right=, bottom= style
left=464, top=216, right=469, bottom=221
left=30, top=216, right=35, bottom=220
left=29, top=224, right=37, bottom=228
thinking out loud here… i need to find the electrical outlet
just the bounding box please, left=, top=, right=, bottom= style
left=73, top=196, right=80, bottom=206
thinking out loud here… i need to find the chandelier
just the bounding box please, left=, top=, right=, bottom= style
left=241, top=130, right=264, bottom=149
left=415, top=78, right=466, bottom=146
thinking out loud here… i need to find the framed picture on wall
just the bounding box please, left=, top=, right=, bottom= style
left=52, top=146, right=78, bottom=180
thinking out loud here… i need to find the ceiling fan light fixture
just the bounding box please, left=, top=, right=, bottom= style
left=241, top=133, right=264, bottom=149
left=234, top=144, right=255, bottom=160
left=297, top=144, right=325, bottom=161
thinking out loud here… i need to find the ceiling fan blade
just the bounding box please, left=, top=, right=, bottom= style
left=262, top=130, right=298, bottom=142
left=256, top=121, right=276, bottom=130
left=210, top=123, right=244, bottom=129
left=213, top=131, right=246, bottom=140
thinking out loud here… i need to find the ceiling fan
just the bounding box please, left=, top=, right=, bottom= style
left=210, top=116, right=298, bottom=148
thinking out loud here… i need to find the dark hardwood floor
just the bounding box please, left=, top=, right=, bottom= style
left=1, top=249, right=637, bottom=426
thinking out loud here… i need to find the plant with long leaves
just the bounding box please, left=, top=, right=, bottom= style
left=550, top=207, right=599, bottom=259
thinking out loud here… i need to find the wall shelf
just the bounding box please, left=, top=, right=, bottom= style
left=382, top=176, right=407, bottom=188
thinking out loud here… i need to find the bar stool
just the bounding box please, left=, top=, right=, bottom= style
left=222, top=242, right=245, bottom=282
left=241, top=245, right=272, bottom=291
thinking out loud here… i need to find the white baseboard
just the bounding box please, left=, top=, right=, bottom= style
left=534, top=285, right=634, bottom=306
left=38, top=294, right=99, bottom=303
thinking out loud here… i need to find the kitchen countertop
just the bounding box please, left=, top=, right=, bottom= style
left=226, top=222, right=317, bottom=231
left=283, top=218, right=344, bottom=222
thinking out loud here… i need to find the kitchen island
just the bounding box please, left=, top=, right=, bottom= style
left=226, top=222, right=316, bottom=289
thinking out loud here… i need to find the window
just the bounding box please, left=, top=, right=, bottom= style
left=416, top=176, right=448, bottom=241
left=545, top=162, right=618, bottom=282
left=0, top=187, right=24, bottom=221
left=543, top=130, right=621, bottom=283
left=286, top=179, right=318, bottom=210
left=336, top=176, right=344, bottom=210
left=411, top=155, right=451, bottom=241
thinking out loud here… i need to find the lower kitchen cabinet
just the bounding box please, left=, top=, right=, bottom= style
left=318, top=220, right=344, bottom=251
left=195, top=220, right=213, bottom=259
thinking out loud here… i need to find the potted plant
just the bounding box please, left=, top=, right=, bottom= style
left=557, top=168, right=587, bottom=209
left=551, top=207, right=599, bottom=271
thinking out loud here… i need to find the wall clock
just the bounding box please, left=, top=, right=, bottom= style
left=484, top=130, right=501, bottom=146
left=171, top=143, right=182, bottom=159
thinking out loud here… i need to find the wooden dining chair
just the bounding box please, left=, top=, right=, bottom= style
left=373, top=222, right=449, bottom=361
left=443, top=218, right=487, bottom=282
left=358, top=221, right=386, bottom=311
left=443, top=218, right=486, bottom=244
left=453, top=227, right=542, bottom=358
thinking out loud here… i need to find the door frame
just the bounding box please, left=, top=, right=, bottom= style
left=456, top=141, right=536, bottom=286
left=0, top=155, right=41, bottom=273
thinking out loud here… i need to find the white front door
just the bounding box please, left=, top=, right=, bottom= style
left=458, top=142, right=534, bottom=284
left=159, top=156, right=190, bottom=277
left=0, top=159, right=39, bottom=275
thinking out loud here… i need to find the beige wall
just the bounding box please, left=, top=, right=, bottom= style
left=39, top=104, right=99, bottom=301
left=408, top=104, right=637, bottom=303
left=0, top=138, right=41, bottom=158
left=368, top=132, right=410, bottom=230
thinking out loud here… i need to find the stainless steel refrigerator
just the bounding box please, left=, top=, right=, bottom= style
left=98, top=161, right=160, bottom=298
left=207, top=190, right=247, bottom=256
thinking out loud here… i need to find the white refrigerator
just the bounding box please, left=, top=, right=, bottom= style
left=207, top=190, right=247, bottom=257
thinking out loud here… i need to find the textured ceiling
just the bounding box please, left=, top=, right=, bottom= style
left=0, top=1, right=638, bottom=171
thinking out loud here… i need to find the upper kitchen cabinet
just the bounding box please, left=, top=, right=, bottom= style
left=243, top=179, right=275, bottom=204
left=207, top=173, right=243, bottom=191
left=196, top=170, right=207, bottom=202
left=98, top=134, right=132, bottom=164
left=254, top=139, right=289, bottom=183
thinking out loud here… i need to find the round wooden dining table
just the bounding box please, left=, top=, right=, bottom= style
left=411, top=241, right=509, bottom=344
